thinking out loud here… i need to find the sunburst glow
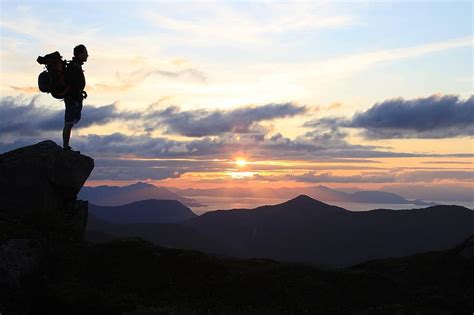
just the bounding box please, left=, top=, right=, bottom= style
left=236, top=159, right=247, bottom=167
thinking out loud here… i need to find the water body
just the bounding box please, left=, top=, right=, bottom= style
left=189, top=196, right=474, bottom=215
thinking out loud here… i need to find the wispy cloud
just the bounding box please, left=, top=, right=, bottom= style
left=265, top=35, right=474, bottom=88
left=382, top=184, right=474, bottom=202
left=142, top=2, right=358, bottom=46
left=90, top=165, right=185, bottom=181
left=9, top=86, right=39, bottom=93
left=0, top=130, right=418, bottom=162
left=87, top=66, right=207, bottom=93
left=254, top=170, right=474, bottom=184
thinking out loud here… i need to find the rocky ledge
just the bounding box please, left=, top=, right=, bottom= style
left=0, top=140, right=94, bottom=288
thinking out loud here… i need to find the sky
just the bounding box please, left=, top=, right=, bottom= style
left=0, top=0, right=473, bottom=201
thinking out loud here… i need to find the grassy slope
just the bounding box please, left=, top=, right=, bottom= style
left=1, top=236, right=472, bottom=315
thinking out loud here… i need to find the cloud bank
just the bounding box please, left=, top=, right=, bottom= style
left=305, top=94, right=474, bottom=139
left=0, top=96, right=139, bottom=137
left=145, top=102, right=307, bottom=137
left=254, top=170, right=474, bottom=184
left=0, top=96, right=306, bottom=138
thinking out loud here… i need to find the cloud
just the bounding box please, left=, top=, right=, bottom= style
left=145, top=102, right=307, bottom=137
left=254, top=170, right=474, bottom=184
left=382, top=184, right=474, bottom=202
left=260, top=130, right=416, bottom=160
left=149, top=68, right=207, bottom=83
left=70, top=133, right=246, bottom=160
left=350, top=94, right=474, bottom=139
left=90, top=67, right=207, bottom=93
left=0, top=96, right=140, bottom=137
left=398, top=170, right=474, bottom=183
left=9, top=86, right=39, bottom=93
left=12, top=66, right=207, bottom=95
left=327, top=102, right=342, bottom=110
left=90, top=165, right=185, bottom=181
left=0, top=96, right=62, bottom=136
left=304, top=94, right=474, bottom=139
left=142, top=2, right=358, bottom=46
left=0, top=130, right=421, bottom=162
left=421, top=161, right=472, bottom=165
left=299, top=127, right=350, bottom=148
left=0, top=97, right=309, bottom=140
left=89, top=156, right=230, bottom=181
left=2, top=95, right=473, bottom=164
left=254, top=172, right=396, bottom=183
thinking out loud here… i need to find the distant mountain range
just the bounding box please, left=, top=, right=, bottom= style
left=172, top=185, right=438, bottom=205
left=81, top=182, right=437, bottom=208
left=89, top=199, right=197, bottom=224
left=79, top=182, right=204, bottom=207
left=86, top=195, right=473, bottom=267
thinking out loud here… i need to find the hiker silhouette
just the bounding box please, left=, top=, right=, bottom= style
left=62, top=44, right=88, bottom=152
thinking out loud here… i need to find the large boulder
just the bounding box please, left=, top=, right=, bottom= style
left=0, top=140, right=94, bottom=241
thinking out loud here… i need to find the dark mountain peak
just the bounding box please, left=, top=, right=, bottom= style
left=126, top=198, right=184, bottom=207
left=285, top=195, right=332, bottom=207
left=292, top=194, right=318, bottom=202
left=79, top=182, right=204, bottom=207
left=129, top=181, right=155, bottom=188
left=313, top=185, right=332, bottom=190
left=89, top=198, right=196, bottom=224
left=275, top=195, right=348, bottom=215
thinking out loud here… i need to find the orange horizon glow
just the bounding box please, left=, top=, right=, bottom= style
left=84, top=154, right=474, bottom=190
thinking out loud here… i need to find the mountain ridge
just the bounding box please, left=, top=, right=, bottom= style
left=89, top=199, right=197, bottom=224
left=79, top=182, right=204, bottom=207
left=168, top=184, right=438, bottom=206
left=86, top=194, right=474, bottom=267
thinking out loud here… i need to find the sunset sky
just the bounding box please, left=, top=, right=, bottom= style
left=0, top=1, right=473, bottom=201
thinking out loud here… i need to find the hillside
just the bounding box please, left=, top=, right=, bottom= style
left=89, top=199, right=197, bottom=224
left=183, top=195, right=473, bottom=266
left=86, top=195, right=474, bottom=267
left=2, top=236, right=473, bottom=314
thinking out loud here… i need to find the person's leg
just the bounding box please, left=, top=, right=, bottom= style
left=63, top=123, right=74, bottom=149
left=63, top=95, right=80, bottom=149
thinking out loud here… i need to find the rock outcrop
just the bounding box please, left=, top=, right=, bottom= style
left=0, top=140, right=94, bottom=241
left=0, top=140, right=94, bottom=288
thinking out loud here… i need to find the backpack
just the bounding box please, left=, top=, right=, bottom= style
left=36, top=51, right=69, bottom=99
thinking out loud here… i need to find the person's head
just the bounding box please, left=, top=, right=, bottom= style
left=73, top=44, right=88, bottom=63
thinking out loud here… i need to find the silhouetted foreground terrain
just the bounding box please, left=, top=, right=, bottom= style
left=1, top=141, right=473, bottom=314
left=87, top=196, right=474, bottom=267
left=1, top=236, right=473, bottom=314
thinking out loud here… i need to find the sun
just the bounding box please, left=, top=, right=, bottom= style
left=235, top=159, right=247, bottom=167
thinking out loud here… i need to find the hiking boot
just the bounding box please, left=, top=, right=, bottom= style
left=63, top=146, right=80, bottom=154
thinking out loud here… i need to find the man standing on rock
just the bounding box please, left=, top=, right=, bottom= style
left=63, top=44, right=88, bottom=152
